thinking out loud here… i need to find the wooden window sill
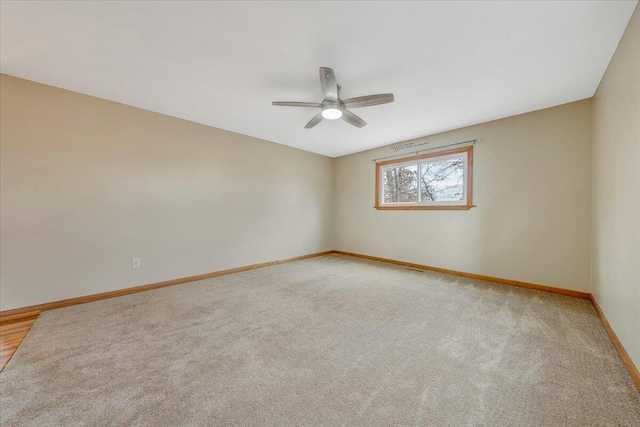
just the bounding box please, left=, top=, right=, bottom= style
left=374, top=205, right=474, bottom=210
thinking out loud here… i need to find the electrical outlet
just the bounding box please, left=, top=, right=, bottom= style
left=601, top=273, right=605, bottom=288
left=132, top=258, right=141, bottom=269
left=412, top=244, right=418, bottom=251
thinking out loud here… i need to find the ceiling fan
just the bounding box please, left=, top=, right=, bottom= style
left=272, top=67, right=394, bottom=129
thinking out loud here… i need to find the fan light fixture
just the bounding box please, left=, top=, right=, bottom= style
left=272, top=67, right=394, bottom=129
left=321, top=108, right=342, bottom=120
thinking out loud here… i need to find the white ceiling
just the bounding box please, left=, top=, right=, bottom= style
left=1, top=1, right=637, bottom=157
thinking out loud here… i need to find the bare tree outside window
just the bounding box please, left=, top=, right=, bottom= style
left=383, top=165, right=418, bottom=203
left=419, top=158, right=464, bottom=202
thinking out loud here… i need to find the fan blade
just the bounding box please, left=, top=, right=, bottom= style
left=272, top=101, right=322, bottom=107
left=342, top=110, right=367, bottom=128
left=304, top=112, right=324, bottom=129
left=343, top=93, right=394, bottom=108
left=319, top=67, right=338, bottom=101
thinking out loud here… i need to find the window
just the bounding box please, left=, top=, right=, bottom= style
left=375, top=145, right=473, bottom=210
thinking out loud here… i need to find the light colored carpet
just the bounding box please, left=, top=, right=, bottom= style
left=1, top=254, right=639, bottom=426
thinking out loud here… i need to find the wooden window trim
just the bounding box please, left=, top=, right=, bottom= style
left=375, top=145, right=473, bottom=210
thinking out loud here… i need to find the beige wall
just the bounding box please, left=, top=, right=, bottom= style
left=592, top=6, right=640, bottom=368
left=335, top=100, right=593, bottom=292
left=0, top=74, right=335, bottom=311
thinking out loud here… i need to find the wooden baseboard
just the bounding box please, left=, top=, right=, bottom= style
left=0, top=249, right=589, bottom=320
left=589, top=295, right=640, bottom=391
left=0, top=250, right=334, bottom=321
left=334, top=250, right=591, bottom=299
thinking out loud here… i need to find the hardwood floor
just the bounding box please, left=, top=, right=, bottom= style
left=0, top=314, right=39, bottom=372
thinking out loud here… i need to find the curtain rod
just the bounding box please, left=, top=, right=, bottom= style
left=371, top=139, right=477, bottom=163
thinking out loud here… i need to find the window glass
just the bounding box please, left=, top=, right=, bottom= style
left=419, top=157, right=464, bottom=202
left=382, top=165, right=418, bottom=203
